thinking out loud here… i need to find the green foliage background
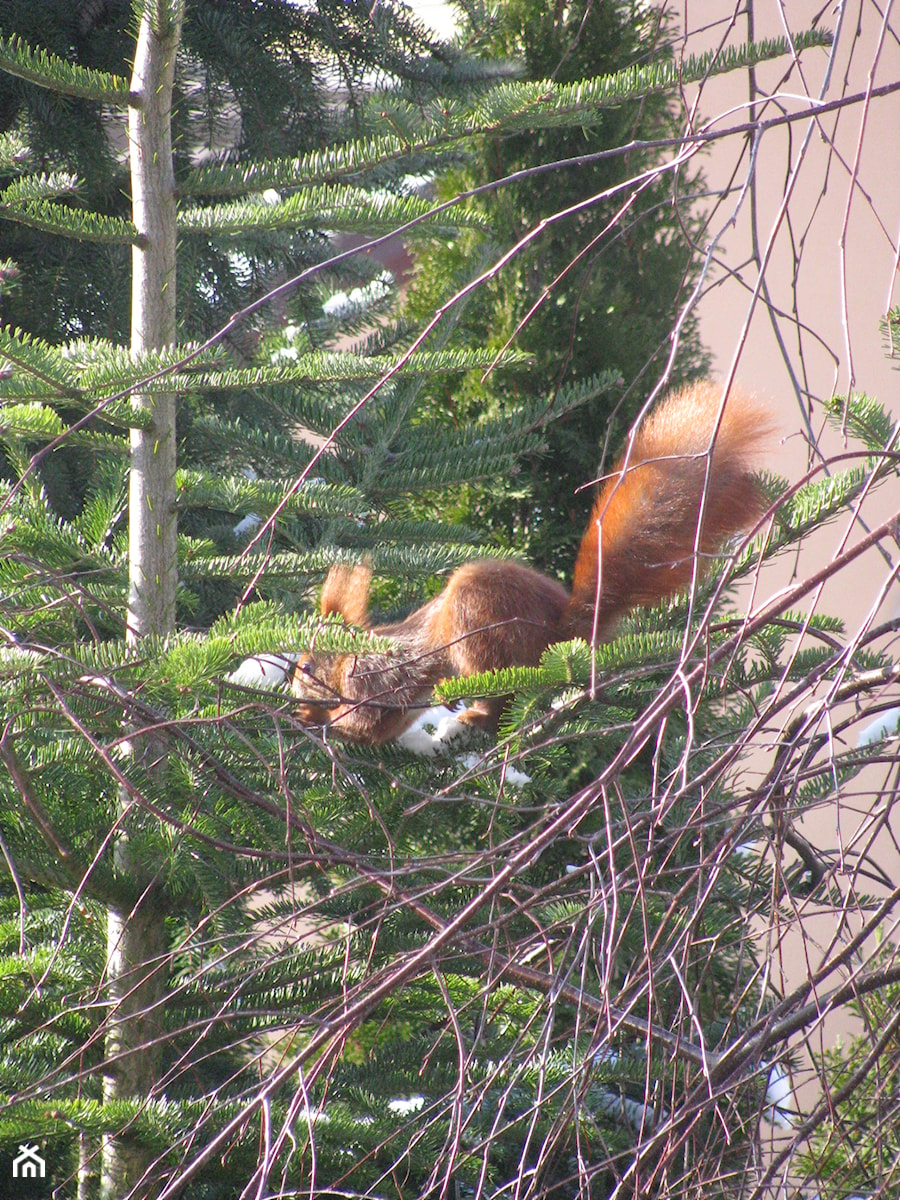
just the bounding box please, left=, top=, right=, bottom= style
left=0, top=3, right=894, bottom=1199
left=406, top=0, right=708, bottom=575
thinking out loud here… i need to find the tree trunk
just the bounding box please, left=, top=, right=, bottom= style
left=102, top=4, right=181, bottom=1197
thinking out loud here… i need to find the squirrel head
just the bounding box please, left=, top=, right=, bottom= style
left=291, top=653, right=344, bottom=728
left=291, top=562, right=373, bottom=730
left=292, top=647, right=433, bottom=745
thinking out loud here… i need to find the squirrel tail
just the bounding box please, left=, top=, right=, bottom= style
left=560, top=380, right=775, bottom=643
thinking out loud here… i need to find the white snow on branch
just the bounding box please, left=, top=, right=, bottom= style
left=764, top=1061, right=798, bottom=1129
left=233, top=512, right=262, bottom=538
left=322, top=272, right=392, bottom=319
left=857, top=706, right=900, bottom=747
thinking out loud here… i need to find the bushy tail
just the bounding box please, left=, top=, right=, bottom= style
left=560, top=380, right=774, bottom=643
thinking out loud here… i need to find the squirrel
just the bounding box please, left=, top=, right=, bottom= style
left=292, top=380, right=773, bottom=744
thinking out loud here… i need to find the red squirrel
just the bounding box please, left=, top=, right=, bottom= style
left=292, top=381, right=773, bottom=744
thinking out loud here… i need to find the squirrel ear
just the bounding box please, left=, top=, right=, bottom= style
left=320, top=561, right=372, bottom=627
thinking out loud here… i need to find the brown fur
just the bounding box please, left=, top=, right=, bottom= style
left=561, top=381, right=774, bottom=641
left=319, top=562, right=372, bottom=627
left=293, top=381, right=774, bottom=744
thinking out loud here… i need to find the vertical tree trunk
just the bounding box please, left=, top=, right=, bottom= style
left=128, top=5, right=179, bottom=641
left=102, top=4, right=182, bottom=1197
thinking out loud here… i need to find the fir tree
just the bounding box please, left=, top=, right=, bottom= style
left=0, top=4, right=886, bottom=1200
left=406, top=0, right=711, bottom=575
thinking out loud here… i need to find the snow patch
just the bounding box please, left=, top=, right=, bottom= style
left=764, top=1061, right=798, bottom=1128
left=857, top=706, right=900, bottom=747
left=233, top=512, right=262, bottom=538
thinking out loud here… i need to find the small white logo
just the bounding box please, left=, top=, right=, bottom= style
left=12, top=1142, right=46, bottom=1179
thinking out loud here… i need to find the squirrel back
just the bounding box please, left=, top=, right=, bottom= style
left=560, top=380, right=773, bottom=642
left=293, top=380, right=774, bottom=743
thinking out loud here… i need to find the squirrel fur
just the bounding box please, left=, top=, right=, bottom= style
left=292, top=381, right=773, bottom=744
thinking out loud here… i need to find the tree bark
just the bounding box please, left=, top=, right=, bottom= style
left=102, top=4, right=182, bottom=1198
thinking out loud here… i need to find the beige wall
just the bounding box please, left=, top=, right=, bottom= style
left=687, top=1, right=899, bottom=624
left=682, top=0, right=900, bottom=1129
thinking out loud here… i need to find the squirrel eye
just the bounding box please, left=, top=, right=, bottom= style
left=299, top=661, right=314, bottom=675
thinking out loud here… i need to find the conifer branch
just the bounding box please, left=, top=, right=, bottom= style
left=0, top=34, right=130, bottom=103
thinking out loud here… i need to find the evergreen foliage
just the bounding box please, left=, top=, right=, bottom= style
left=403, top=2, right=822, bottom=576
left=794, top=944, right=900, bottom=1199
left=0, top=2, right=891, bottom=1199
